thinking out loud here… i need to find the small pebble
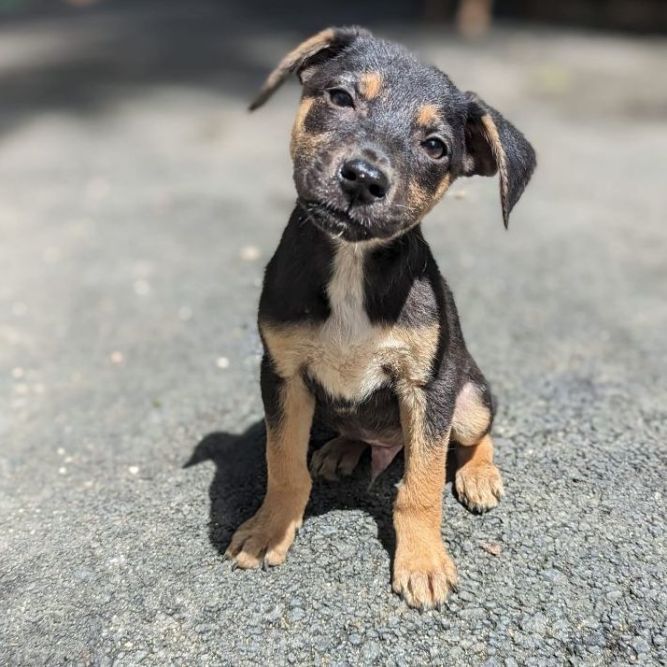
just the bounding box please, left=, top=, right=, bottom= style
left=12, top=367, right=24, bottom=379
left=216, top=357, right=230, bottom=369
left=128, top=466, right=139, bottom=476
left=240, top=245, right=261, bottom=261
left=481, top=542, right=503, bottom=556
left=110, top=351, right=124, bottom=365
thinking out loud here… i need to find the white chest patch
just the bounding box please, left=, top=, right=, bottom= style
left=322, top=243, right=372, bottom=343
left=311, top=243, right=389, bottom=401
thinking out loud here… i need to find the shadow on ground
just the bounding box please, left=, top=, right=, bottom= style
left=185, top=420, right=460, bottom=562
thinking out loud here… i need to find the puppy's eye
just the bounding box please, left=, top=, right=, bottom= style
left=328, top=88, right=354, bottom=108
left=422, top=137, right=448, bottom=160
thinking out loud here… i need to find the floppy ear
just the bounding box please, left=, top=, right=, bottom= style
left=461, top=92, right=536, bottom=228
left=249, top=27, right=366, bottom=111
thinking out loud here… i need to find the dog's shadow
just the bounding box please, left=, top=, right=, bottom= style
left=185, top=419, right=457, bottom=561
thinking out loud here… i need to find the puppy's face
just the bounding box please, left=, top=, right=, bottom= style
left=290, top=50, right=461, bottom=242
left=252, top=28, right=536, bottom=242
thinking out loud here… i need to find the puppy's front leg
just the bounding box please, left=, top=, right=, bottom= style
left=393, top=385, right=458, bottom=609
left=226, top=357, right=314, bottom=569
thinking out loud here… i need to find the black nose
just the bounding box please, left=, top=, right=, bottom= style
left=338, top=159, right=389, bottom=205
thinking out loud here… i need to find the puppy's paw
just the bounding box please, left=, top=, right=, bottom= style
left=225, top=499, right=304, bottom=569
left=392, top=540, right=458, bottom=610
left=455, top=462, right=504, bottom=513
left=310, top=437, right=367, bottom=481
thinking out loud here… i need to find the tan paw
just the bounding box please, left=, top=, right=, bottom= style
left=225, top=498, right=304, bottom=569
left=455, top=462, right=504, bottom=513
left=392, top=540, right=459, bottom=610
left=310, top=437, right=367, bottom=481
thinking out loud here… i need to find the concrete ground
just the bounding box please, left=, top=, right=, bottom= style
left=1, top=2, right=666, bottom=665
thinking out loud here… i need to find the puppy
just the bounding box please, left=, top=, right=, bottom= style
left=226, top=27, right=536, bottom=610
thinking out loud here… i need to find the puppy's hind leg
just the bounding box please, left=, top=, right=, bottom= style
left=452, top=382, right=504, bottom=513
left=310, top=436, right=368, bottom=481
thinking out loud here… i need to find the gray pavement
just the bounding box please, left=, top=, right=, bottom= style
left=1, top=3, right=666, bottom=665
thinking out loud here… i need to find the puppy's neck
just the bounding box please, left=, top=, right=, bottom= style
left=324, top=241, right=371, bottom=342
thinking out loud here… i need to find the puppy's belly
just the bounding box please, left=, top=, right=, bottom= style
left=310, top=378, right=402, bottom=443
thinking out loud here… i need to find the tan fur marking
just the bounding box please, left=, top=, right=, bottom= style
left=252, top=28, right=335, bottom=109
left=393, top=390, right=458, bottom=609
left=264, top=378, right=314, bottom=508
left=226, top=375, right=314, bottom=568
left=408, top=180, right=429, bottom=212
left=416, top=103, right=440, bottom=128
left=451, top=381, right=491, bottom=445
left=480, top=113, right=508, bottom=205
left=433, top=173, right=452, bottom=205
left=261, top=320, right=438, bottom=400
left=455, top=434, right=504, bottom=512
left=291, top=28, right=335, bottom=60
left=290, top=96, right=315, bottom=159
left=359, top=71, right=383, bottom=100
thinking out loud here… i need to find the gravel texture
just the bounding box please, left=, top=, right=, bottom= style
left=1, top=3, right=666, bottom=665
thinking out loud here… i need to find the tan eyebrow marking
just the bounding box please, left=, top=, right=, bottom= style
left=290, top=97, right=317, bottom=159
left=359, top=71, right=383, bottom=100
left=416, top=104, right=440, bottom=127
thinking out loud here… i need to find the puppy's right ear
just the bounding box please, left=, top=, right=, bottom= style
left=249, top=27, right=366, bottom=111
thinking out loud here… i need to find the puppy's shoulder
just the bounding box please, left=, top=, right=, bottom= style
left=363, top=229, right=447, bottom=328
left=259, top=208, right=334, bottom=325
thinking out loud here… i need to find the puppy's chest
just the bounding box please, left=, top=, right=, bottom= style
left=308, top=283, right=391, bottom=402
left=263, top=246, right=436, bottom=403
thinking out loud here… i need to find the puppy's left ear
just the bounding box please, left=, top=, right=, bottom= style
left=461, top=92, right=536, bottom=228
left=249, top=26, right=367, bottom=111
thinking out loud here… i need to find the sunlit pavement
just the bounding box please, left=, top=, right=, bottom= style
left=1, top=4, right=666, bottom=664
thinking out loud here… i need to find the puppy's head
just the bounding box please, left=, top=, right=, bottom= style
left=251, top=27, right=536, bottom=242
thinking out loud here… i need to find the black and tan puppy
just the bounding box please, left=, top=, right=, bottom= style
left=226, top=27, right=536, bottom=610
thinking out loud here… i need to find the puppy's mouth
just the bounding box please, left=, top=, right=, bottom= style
left=299, top=199, right=375, bottom=242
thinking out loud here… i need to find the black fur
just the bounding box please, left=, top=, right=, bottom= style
left=259, top=206, right=334, bottom=325
left=259, top=354, right=284, bottom=429
left=259, top=203, right=494, bottom=445
left=252, top=27, right=531, bottom=448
